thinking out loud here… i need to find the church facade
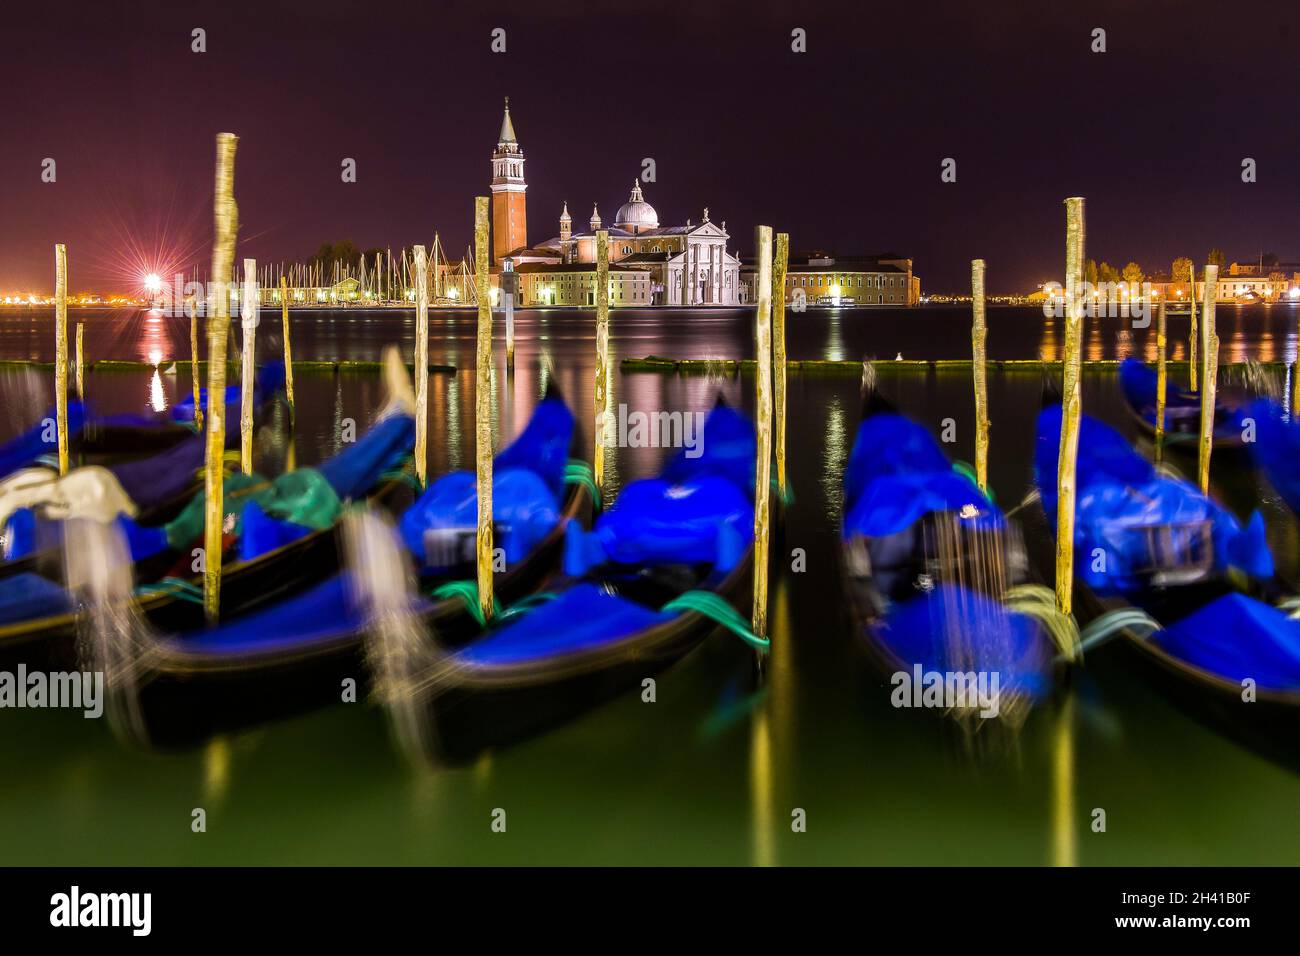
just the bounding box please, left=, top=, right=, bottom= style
left=490, top=101, right=744, bottom=306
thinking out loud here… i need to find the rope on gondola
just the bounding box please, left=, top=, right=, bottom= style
left=1277, top=596, right=1300, bottom=620
left=772, top=477, right=794, bottom=507
left=951, top=460, right=993, bottom=503
left=379, top=466, right=421, bottom=490
left=1005, top=583, right=1079, bottom=661
left=564, top=460, right=601, bottom=512
left=134, top=576, right=204, bottom=605
left=662, top=590, right=769, bottom=651
left=429, top=579, right=501, bottom=628
left=1076, top=607, right=1161, bottom=657
left=496, top=591, right=559, bottom=623
left=380, top=453, right=420, bottom=489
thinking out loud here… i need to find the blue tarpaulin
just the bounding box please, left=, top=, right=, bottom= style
left=1035, top=404, right=1272, bottom=593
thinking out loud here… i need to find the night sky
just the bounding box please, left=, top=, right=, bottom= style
left=2, top=0, right=1297, bottom=295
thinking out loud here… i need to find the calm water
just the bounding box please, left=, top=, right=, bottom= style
left=1, top=305, right=1298, bottom=865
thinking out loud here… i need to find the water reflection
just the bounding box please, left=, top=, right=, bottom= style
left=750, top=574, right=796, bottom=867
left=1038, top=317, right=1057, bottom=361
left=824, top=312, right=845, bottom=361
left=5, top=305, right=1300, bottom=370
left=4, top=314, right=1300, bottom=865
left=821, top=393, right=847, bottom=518
left=137, top=309, right=176, bottom=366
left=749, top=707, right=774, bottom=867
left=148, top=368, right=167, bottom=413
left=202, top=736, right=232, bottom=810
left=1049, top=695, right=1077, bottom=867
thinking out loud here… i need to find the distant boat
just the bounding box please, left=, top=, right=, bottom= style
left=1118, top=357, right=1248, bottom=454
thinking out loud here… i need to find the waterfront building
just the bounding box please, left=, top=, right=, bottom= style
left=1148, top=272, right=1300, bottom=305
left=489, top=100, right=743, bottom=306
left=741, top=252, right=921, bottom=307
left=515, top=262, right=653, bottom=307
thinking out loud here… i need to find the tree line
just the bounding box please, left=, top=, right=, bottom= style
left=1084, top=249, right=1291, bottom=287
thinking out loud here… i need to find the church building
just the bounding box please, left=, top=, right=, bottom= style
left=490, top=100, right=743, bottom=306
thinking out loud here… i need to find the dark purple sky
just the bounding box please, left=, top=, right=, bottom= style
left=2, top=0, right=1297, bottom=295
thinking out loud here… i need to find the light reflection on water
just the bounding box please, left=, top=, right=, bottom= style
left=148, top=368, right=166, bottom=412
left=1, top=308, right=1299, bottom=865
left=3, top=304, right=1300, bottom=368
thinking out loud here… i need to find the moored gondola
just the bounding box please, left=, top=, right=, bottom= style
left=80, top=384, right=593, bottom=747
left=1242, top=395, right=1300, bottom=517
left=363, top=399, right=765, bottom=765
left=1033, top=394, right=1300, bottom=764
left=0, top=362, right=286, bottom=479
left=0, top=351, right=410, bottom=671
left=840, top=365, right=1075, bottom=730
left=1118, top=357, right=1248, bottom=453
left=0, top=367, right=289, bottom=574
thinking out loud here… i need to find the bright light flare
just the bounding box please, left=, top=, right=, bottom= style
left=143, top=273, right=163, bottom=294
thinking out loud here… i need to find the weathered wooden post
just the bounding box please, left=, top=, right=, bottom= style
left=971, top=258, right=990, bottom=494
left=188, top=295, right=203, bottom=432
left=1294, top=306, right=1300, bottom=416
left=1155, top=295, right=1168, bottom=464
left=75, top=321, right=85, bottom=402
left=753, top=225, right=774, bottom=637
left=202, top=132, right=239, bottom=622
left=413, top=244, right=430, bottom=486
left=1189, top=267, right=1198, bottom=392
left=595, top=230, right=610, bottom=492
left=773, top=233, right=790, bottom=499
left=1055, top=197, right=1086, bottom=617
left=1198, top=264, right=1220, bottom=493
left=54, top=244, right=69, bottom=476
left=239, top=258, right=258, bottom=475
left=504, top=262, right=516, bottom=374
left=280, top=276, right=294, bottom=422
left=474, top=197, right=494, bottom=624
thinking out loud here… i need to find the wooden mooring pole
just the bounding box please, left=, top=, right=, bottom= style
left=413, top=244, right=429, bottom=487
left=1155, top=295, right=1168, bottom=464
left=753, top=225, right=774, bottom=638
left=54, top=244, right=69, bottom=476
left=1189, top=268, right=1198, bottom=392
left=280, top=276, right=295, bottom=422
left=971, top=258, right=990, bottom=495
left=1198, top=264, right=1220, bottom=494
left=505, top=266, right=516, bottom=374
left=202, top=132, right=239, bottom=622
left=188, top=295, right=203, bottom=432
left=773, top=233, right=790, bottom=500
left=595, top=230, right=610, bottom=493
left=1055, top=198, right=1086, bottom=618
left=75, top=322, right=85, bottom=402
left=473, top=197, right=494, bottom=624
left=240, top=258, right=257, bottom=475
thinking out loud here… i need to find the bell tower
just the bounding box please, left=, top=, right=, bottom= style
left=490, top=97, right=527, bottom=264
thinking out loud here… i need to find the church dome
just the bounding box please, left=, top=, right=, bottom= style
left=613, top=182, right=659, bottom=232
